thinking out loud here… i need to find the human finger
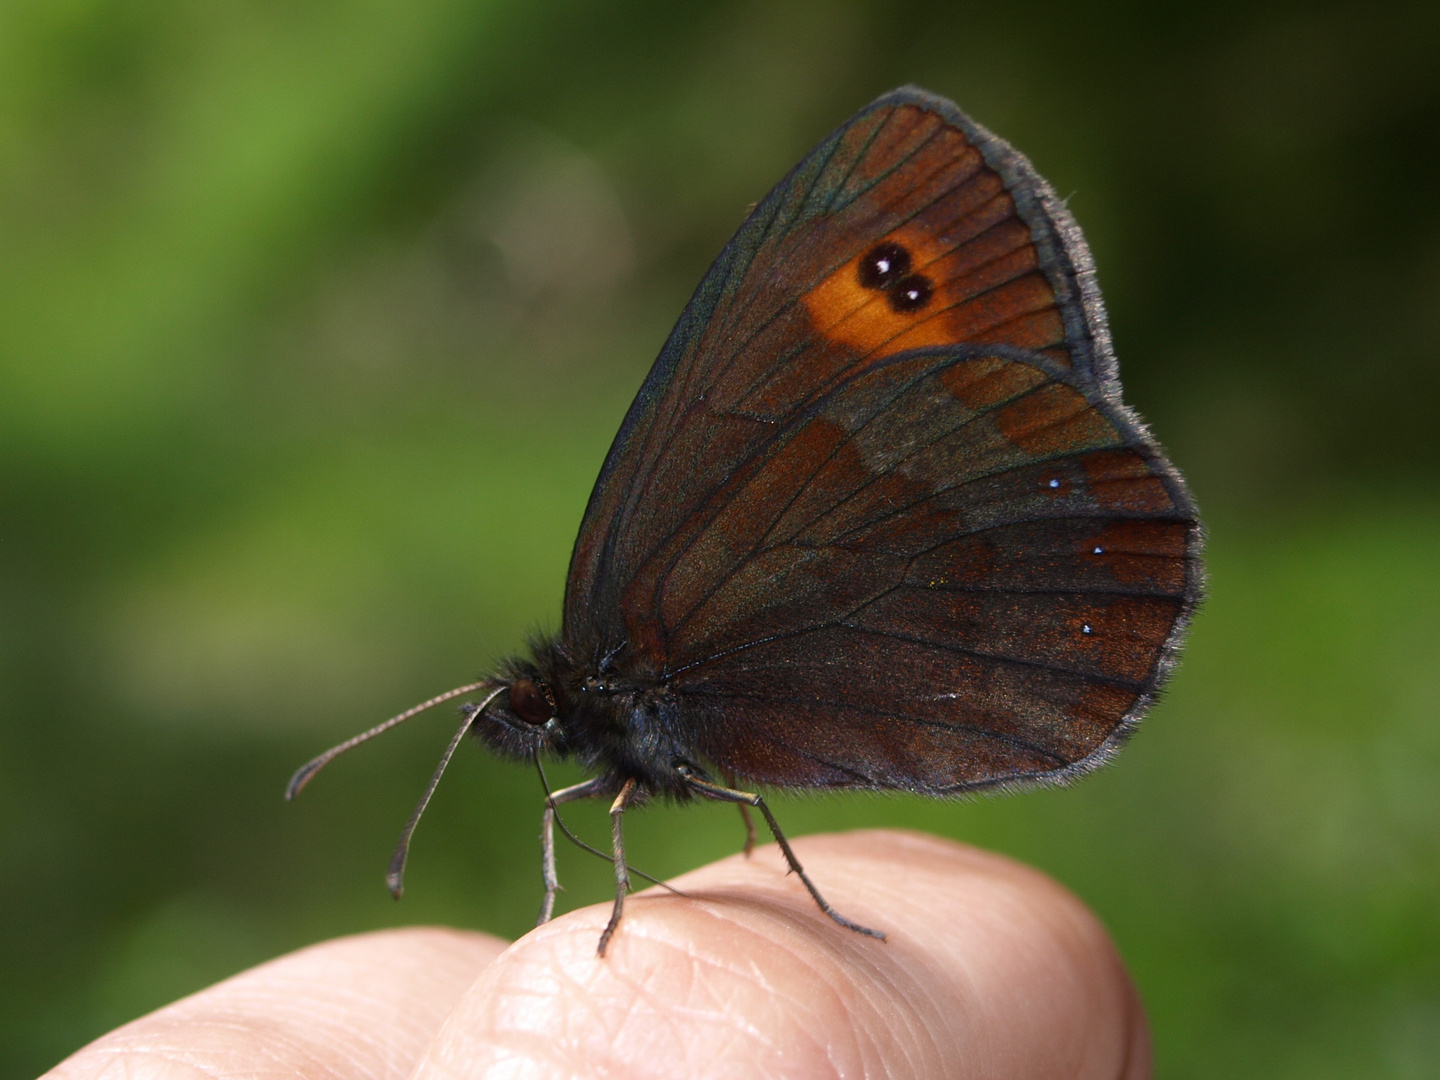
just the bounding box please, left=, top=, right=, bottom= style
left=414, top=828, right=1150, bottom=1080
left=43, top=926, right=507, bottom=1080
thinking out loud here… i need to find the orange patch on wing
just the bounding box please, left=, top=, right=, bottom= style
left=801, top=224, right=955, bottom=357
left=800, top=216, right=1067, bottom=366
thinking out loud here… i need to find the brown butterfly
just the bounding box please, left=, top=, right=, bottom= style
left=290, top=86, right=1203, bottom=955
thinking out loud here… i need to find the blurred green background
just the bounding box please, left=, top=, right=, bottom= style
left=2, top=0, right=1438, bottom=1076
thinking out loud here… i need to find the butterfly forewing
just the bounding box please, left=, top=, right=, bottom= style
left=566, top=89, right=1119, bottom=650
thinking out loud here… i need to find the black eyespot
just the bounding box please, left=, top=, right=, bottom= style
left=888, top=274, right=933, bottom=312
left=857, top=242, right=911, bottom=290
left=508, top=677, right=553, bottom=725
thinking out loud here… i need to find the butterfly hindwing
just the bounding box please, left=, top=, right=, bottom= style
left=566, top=88, right=1118, bottom=651
left=639, top=348, right=1201, bottom=793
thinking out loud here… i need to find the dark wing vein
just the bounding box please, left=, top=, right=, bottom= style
left=821, top=105, right=901, bottom=216
left=762, top=380, right=1072, bottom=549
left=618, top=135, right=974, bottom=555
left=679, top=685, right=1072, bottom=766
left=817, top=509, right=1191, bottom=561
left=655, top=357, right=945, bottom=640
left=660, top=367, right=1085, bottom=642
left=695, top=128, right=970, bottom=402
left=830, top=622, right=1149, bottom=691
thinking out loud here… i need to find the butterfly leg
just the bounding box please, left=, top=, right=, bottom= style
left=539, top=776, right=608, bottom=926
left=597, top=777, right=639, bottom=956
left=679, top=768, right=886, bottom=942
left=722, top=770, right=756, bottom=856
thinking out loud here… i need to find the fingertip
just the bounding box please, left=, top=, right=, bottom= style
left=43, top=927, right=507, bottom=1080
left=416, top=829, right=1149, bottom=1079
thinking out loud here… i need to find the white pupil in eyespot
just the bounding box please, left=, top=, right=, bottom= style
left=1048, top=478, right=1061, bottom=489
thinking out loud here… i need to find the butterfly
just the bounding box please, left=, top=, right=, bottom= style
left=289, top=86, right=1203, bottom=955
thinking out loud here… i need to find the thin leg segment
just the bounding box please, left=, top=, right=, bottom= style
left=722, top=770, right=756, bottom=857
left=538, top=777, right=608, bottom=926
left=597, top=778, right=638, bottom=956
left=681, top=770, right=886, bottom=942
left=738, top=803, right=756, bottom=857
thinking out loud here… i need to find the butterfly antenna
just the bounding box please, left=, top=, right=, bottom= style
left=386, top=685, right=506, bottom=898
left=285, top=681, right=496, bottom=800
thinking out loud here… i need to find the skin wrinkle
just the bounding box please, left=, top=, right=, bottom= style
left=460, top=868, right=884, bottom=1078
left=875, top=835, right=1060, bottom=1074
left=46, top=928, right=503, bottom=1080
left=834, top=972, right=927, bottom=1079
left=55, top=833, right=1147, bottom=1080
left=636, top=920, right=777, bottom=1048
left=857, top=876, right=957, bottom=1064
left=80, top=1049, right=222, bottom=1080
left=457, top=933, right=720, bottom=1077
left=97, top=1016, right=331, bottom=1080
left=607, top=938, right=730, bottom=1072
left=521, top=935, right=645, bottom=1073
left=660, top=945, right=787, bottom=1071
left=525, top=937, right=618, bottom=1064
left=719, top=873, right=933, bottom=1075
left=92, top=1028, right=328, bottom=1080
left=613, top=933, right=771, bottom=1065
left=624, top=903, right=842, bottom=1074
left=848, top=913, right=961, bottom=1076
left=737, top=937, right=850, bottom=1077
left=654, top=914, right=812, bottom=1057
left=84, top=1055, right=215, bottom=1080
left=674, top=849, right=944, bottom=1078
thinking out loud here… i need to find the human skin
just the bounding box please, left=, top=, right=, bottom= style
left=43, top=830, right=1150, bottom=1080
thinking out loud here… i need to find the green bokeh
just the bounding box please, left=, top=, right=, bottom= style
left=2, top=1, right=1438, bottom=1076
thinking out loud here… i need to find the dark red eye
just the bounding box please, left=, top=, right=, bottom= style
left=508, top=678, right=553, bottom=725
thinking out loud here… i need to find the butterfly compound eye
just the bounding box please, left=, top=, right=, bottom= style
left=508, top=678, right=553, bottom=725
left=857, top=242, right=911, bottom=290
